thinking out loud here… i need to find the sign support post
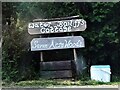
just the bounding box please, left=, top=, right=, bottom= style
left=40, top=52, right=43, bottom=62
left=71, top=33, right=79, bottom=79
left=40, top=35, right=43, bottom=62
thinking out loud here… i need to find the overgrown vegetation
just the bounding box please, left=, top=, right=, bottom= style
left=2, top=79, right=120, bottom=88
left=2, top=2, right=120, bottom=83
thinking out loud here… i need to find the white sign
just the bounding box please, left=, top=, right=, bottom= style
left=28, top=19, right=86, bottom=35
left=31, top=36, right=85, bottom=51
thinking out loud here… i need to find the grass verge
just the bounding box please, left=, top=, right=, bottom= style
left=2, top=79, right=120, bottom=88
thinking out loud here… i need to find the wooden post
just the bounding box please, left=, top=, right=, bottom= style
left=40, top=35, right=43, bottom=62
left=40, top=52, right=43, bottom=62
left=71, top=33, right=79, bottom=79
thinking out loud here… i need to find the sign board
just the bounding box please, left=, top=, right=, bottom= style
left=28, top=19, right=86, bottom=35
left=31, top=36, right=85, bottom=51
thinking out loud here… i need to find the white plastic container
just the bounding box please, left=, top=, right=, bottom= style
left=90, top=65, right=111, bottom=82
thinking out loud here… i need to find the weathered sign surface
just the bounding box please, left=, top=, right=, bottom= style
left=40, top=60, right=72, bottom=70
left=31, top=36, right=85, bottom=51
left=28, top=19, right=86, bottom=35
left=40, top=70, right=72, bottom=79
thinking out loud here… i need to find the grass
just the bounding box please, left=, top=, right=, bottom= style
left=2, top=78, right=120, bottom=88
